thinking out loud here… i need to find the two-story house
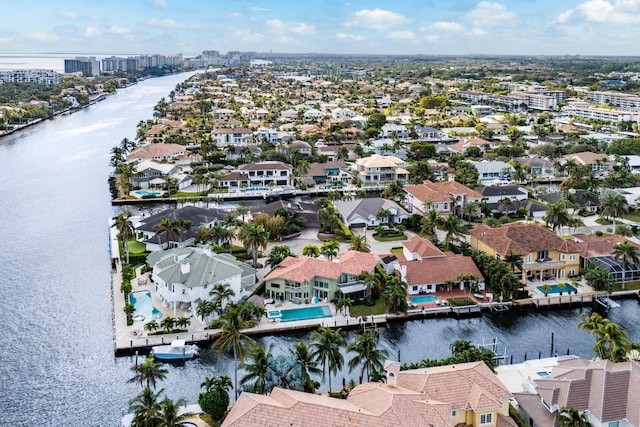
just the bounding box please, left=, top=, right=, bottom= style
left=263, top=251, right=379, bottom=302
left=211, top=127, right=253, bottom=147
left=354, top=154, right=409, bottom=183
left=380, top=123, right=409, bottom=139
left=469, top=160, right=515, bottom=183
left=221, top=161, right=293, bottom=189
left=469, top=223, right=581, bottom=283
left=382, top=236, right=485, bottom=295
left=223, top=360, right=517, bottom=427
left=303, top=161, right=352, bottom=187
left=404, top=178, right=483, bottom=216
left=147, top=247, right=256, bottom=317
left=131, top=160, right=179, bottom=190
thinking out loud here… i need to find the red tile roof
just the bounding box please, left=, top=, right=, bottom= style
left=404, top=180, right=482, bottom=204
left=469, top=223, right=581, bottom=256
left=398, top=253, right=484, bottom=285
left=264, top=251, right=378, bottom=283
left=403, top=235, right=445, bottom=258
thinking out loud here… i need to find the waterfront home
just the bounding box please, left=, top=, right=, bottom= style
left=220, top=161, right=293, bottom=190
left=253, top=199, right=321, bottom=228
left=512, top=156, right=557, bottom=180
left=334, top=197, right=409, bottom=229
left=469, top=223, right=581, bottom=283
left=222, top=360, right=516, bottom=427
left=561, top=151, right=614, bottom=176
left=302, top=160, right=351, bottom=187
left=468, top=160, right=515, bottom=183
left=136, top=206, right=227, bottom=251
left=447, top=137, right=493, bottom=154
left=404, top=178, right=483, bottom=216
left=147, top=246, right=256, bottom=316
left=127, top=143, right=188, bottom=162
left=263, top=251, right=378, bottom=302
left=354, top=154, right=409, bottom=184
left=413, top=125, right=445, bottom=140
left=382, top=236, right=484, bottom=295
left=573, top=233, right=640, bottom=283
left=512, top=357, right=640, bottom=427
left=130, top=160, right=192, bottom=190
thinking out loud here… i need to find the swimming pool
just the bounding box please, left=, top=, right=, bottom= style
left=409, top=295, right=438, bottom=304
left=134, top=190, right=161, bottom=197
left=537, top=283, right=577, bottom=294
left=129, top=291, right=163, bottom=322
left=269, top=306, right=333, bottom=322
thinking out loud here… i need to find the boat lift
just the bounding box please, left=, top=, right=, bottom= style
left=478, top=338, right=510, bottom=365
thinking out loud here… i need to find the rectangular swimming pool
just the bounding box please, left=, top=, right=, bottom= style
left=537, top=283, right=577, bottom=294
left=270, top=306, right=333, bottom=322
left=409, top=295, right=438, bottom=304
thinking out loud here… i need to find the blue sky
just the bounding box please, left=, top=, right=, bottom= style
left=2, top=0, right=640, bottom=56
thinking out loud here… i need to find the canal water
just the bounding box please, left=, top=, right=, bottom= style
left=1, top=72, right=639, bottom=426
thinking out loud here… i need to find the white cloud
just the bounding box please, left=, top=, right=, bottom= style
left=553, top=0, right=640, bottom=25
left=230, top=27, right=265, bottom=42
left=107, top=26, right=131, bottom=34
left=466, top=2, right=517, bottom=27
left=345, top=8, right=412, bottom=30
left=226, top=12, right=243, bottom=19
left=469, top=28, right=488, bottom=36
left=148, top=18, right=200, bottom=29
left=83, top=26, right=101, bottom=37
left=154, top=0, right=168, bottom=8
left=428, top=21, right=465, bottom=32
left=28, top=32, right=59, bottom=41
left=385, top=31, right=416, bottom=40
left=58, top=11, right=80, bottom=19
left=249, top=6, right=269, bottom=12
left=425, top=35, right=442, bottom=43
left=266, top=19, right=316, bottom=35
left=336, top=33, right=366, bottom=41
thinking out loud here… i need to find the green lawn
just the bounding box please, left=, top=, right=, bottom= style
left=390, top=247, right=403, bottom=254
left=373, top=233, right=407, bottom=242
left=623, top=211, right=640, bottom=222
left=127, top=239, right=147, bottom=254
left=595, top=218, right=613, bottom=225
left=350, top=299, right=389, bottom=316
left=611, top=281, right=640, bottom=291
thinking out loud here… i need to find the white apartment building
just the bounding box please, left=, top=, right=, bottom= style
left=585, top=91, right=640, bottom=108
left=0, top=69, right=60, bottom=84
left=565, top=103, right=640, bottom=123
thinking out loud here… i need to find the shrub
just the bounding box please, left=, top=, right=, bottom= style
left=199, top=391, right=229, bottom=422
left=120, top=281, right=132, bottom=295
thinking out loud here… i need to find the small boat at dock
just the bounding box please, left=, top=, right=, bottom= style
left=150, top=339, right=199, bottom=360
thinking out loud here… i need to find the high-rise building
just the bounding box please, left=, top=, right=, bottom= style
left=64, top=57, right=100, bottom=76
left=101, top=56, right=139, bottom=73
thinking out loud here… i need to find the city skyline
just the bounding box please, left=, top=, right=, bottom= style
left=2, top=0, right=640, bottom=57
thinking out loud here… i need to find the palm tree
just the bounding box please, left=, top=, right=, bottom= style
left=311, top=326, right=346, bottom=394
left=504, top=251, right=523, bottom=274
left=302, top=244, right=320, bottom=257
left=613, top=241, right=639, bottom=290
left=175, top=317, right=190, bottom=330
left=382, top=275, right=408, bottom=313
left=265, top=245, right=295, bottom=268
left=238, top=223, right=269, bottom=268
left=347, top=331, right=389, bottom=382
left=158, top=397, right=190, bottom=427
left=291, top=342, right=322, bottom=393
left=335, top=298, right=352, bottom=316
left=160, top=317, right=176, bottom=334
left=144, top=320, right=159, bottom=334
left=209, top=283, right=236, bottom=318
left=235, top=206, right=249, bottom=223
left=437, top=214, right=467, bottom=250
left=320, top=240, right=340, bottom=260
left=361, top=271, right=381, bottom=302
left=599, top=191, right=629, bottom=230
left=128, top=357, right=168, bottom=390
left=153, top=217, right=192, bottom=248
left=545, top=203, right=570, bottom=234
left=376, top=209, right=392, bottom=225
left=349, top=234, right=371, bottom=252
left=240, top=344, right=272, bottom=395
left=557, top=407, right=591, bottom=427
left=211, top=305, right=257, bottom=399
left=421, top=208, right=439, bottom=236
left=115, top=211, right=135, bottom=264
left=196, top=300, right=214, bottom=323
left=462, top=201, right=480, bottom=225
left=129, top=387, right=162, bottom=427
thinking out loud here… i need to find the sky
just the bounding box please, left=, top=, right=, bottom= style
left=2, top=0, right=640, bottom=57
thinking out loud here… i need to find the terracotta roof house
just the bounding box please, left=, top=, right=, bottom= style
left=448, top=137, right=493, bottom=154
left=127, top=143, right=187, bottom=162
left=334, top=197, right=409, bottom=228
left=263, top=251, right=378, bottom=302
left=573, top=234, right=640, bottom=283
left=223, top=361, right=516, bottom=427
left=147, top=247, right=256, bottom=317
left=382, top=236, right=484, bottom=295
left=404, top=179, right=483, bottom=216
left=469, top=223, right=581, bottom=283
left=561, top=151, right=614, bottom=175
left=513, top=358, right=640, bottom=427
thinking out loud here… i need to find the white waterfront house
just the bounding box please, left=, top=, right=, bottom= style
left=147, top=247, right=256, bottom=316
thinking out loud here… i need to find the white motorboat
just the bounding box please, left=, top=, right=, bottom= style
left=150, top=339, right=199, bottom=360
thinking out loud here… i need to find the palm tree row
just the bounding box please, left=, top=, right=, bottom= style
left=577, top=312, right=633, bottom=362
